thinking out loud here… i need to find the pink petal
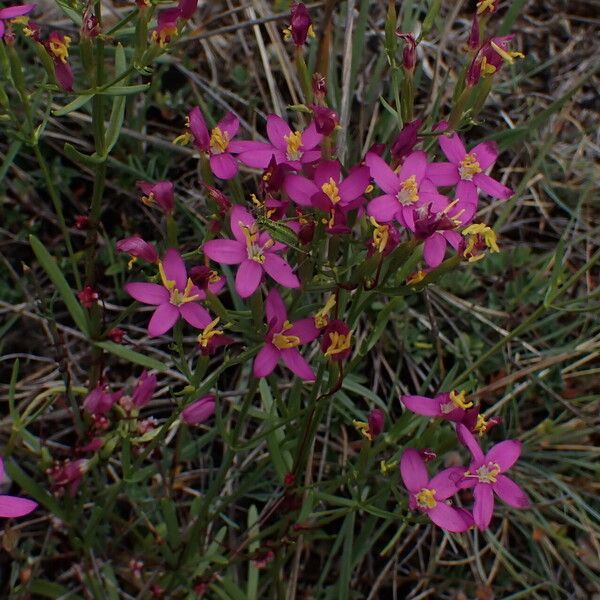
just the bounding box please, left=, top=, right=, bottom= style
left=456, top=424, right=485, bottom=464
left=400, top=449, right=428, bottom=493
left=147, top=303, right=179, bottom=337
left=398, top=151, right=427, bottom=183
left=266, top=114, right=292, bottom=149
left=236, top=147, right=278, bottom=169
left=263, top=253, right=300, bottom=289
left=189, top=107, right=209, bottom=149
left=125, top=282, right=169, bottom=305
left=314, top=160, right=341, bottom=188
left=443, top=230, right=464, bottom=251
left=0, top=21, right=4, bottom=38
left=471, top=141, right=498, bottom=169
left=428, top=502, right=471, bottom=533
left=179, top=303, right=212, bottom=329
left=210, top=153, right=238, bottom=180
left=281, top=348, right=315, bottom=380
left=266, top=288, right=287, bottom=329
left=400, top=395, right=443, bottom=417
left=284, top=174, right=319, bottom=207
left=0, top=495, right=38, bottom=518
left=230, top=205, right=256, bottom=245
left=54, top=60, right=74, bottom=92
left=339, top=166, right=370, bottom=203
left=473, top=173, right=513, bottom=199
left=439, top=132, right=467, bottom=164
left=162, top=249, right=187, bottom=290
left=419, top=179, right=448, bottom=212
left=429, top=467, right=467, bottom=501
left=367, top=194, right=400, bottom=222
left=0, top=4, right=36, bottom=19
left=300, top=150, right=322, bottom=165
left=399, top=206, right=416, bottom=231
left=364, top=153, right=399, bottom=195
left=456, top=179, right=479, bottom=209
left=235, top=259, right=263, bottom=298
left=426, top=162, right=460, bottom=186
left=216, top=112, right=240, bottom=139
left=253, top=344, right=280, bottom=378
left=287, top=318, right=320, bottom=343
left=0, top=458, right=4, bottom=482
left=423, top=233, right=447, bottom=268
left=203, top=239, right=246, bottom=264
left=486, top=440, right=522, bottom=472
left=473, top=484, right=495, bottom=531
left=493, top=475, right=530, bottom=508
left=300, top=121, right=323, bottom=150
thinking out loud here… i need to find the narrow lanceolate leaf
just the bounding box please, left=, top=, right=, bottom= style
left=30, top=235, right=89, bottom=336
left=53, top=94, right=94, bottom=117
left=94, top=341, right=167, bottom=371
left=104, top=44, right=128, bottom=155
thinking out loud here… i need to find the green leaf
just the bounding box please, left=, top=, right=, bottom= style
left=104, top=45, right=128, bottom=155
left=29, top=235, right=89, bottom=336
left=53, top=94, right=94, bottom=117
left=29, top=579, right=84, bottom=600
left=99, top=84, right=150, bottom=96
left=56, top=0, right=82, bottom=25
left=94, top=341, right=167, bottom=371
left=64, top=143, right=106, bottom=167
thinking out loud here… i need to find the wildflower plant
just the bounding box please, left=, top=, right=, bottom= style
left=1, top=0, right=599, bottom=598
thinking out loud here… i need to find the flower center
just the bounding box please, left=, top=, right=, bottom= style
left=466, top=462, right=501, bottom=484
left=462, top=223, right=499, bottom=262
left=370, top=217, right=389, bottom=253
left=415, top=487, right=437, bottom=509
left=324, top=330, right=351, bottom=357
left=458, top=153, right=482, bottom=181
left=321, top=177, right=341, bottom=204
left=49, top=35, right=71, bottom=64
left=198, top=317, right=224, bottom=348
left=272, top=320, right=301, bottom=349
left=158, top=262, right=199, bottom=306
left=240, top=222, right=270, bottom=263
left=440, top=390, right=474, bottom=414
left=397, top=175, right=419, bottom=205
left=284, top=131, right=303, bottom=161
left=152, top=25, right=177, bottom=48
left=314, top=295, right=336, bottom=329
left=209, top=126, right=230, bottom=154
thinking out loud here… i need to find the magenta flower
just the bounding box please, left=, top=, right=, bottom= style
left=0, top=4, right=35, bottom=38
left=137, top=180, right=174, bottom=214
left=152, top=7, right=179, bottom=47
left=182, top=394, right=215, bottom=425
left=254, top=289, right=319, bottom=380
left=83, top=384, right=122, bottom=415
left=235, top=115, right=322, bottom=170
left=426, top=127, right=512, bottom=209
left=188, top=108, right=242, bottom=180
left=0, top=458, right=37, bottom=518
left=467, top=35, right=523, bottom=86
left=457, top=424, right=530, bottom=531
left=401, top=390, right=475, bottom=423
left=132, top=370, right=157, bottom=408
left=45, top=32, right=74, bottom=91
left=203, top=205, right=300, bottom=298
left=321, top=319, right=352, bottom=361
left=365, top=151, right=447, bottom=230
left=400, top=449, right=472, bottom=533
left=124, top=249, right=212, bottom=337
left=116, top=236, right=158, bottom=265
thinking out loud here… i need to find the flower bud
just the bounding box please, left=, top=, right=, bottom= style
left=77, top=286, right=98, bottom=308
left=390, top=119, right=422, bottom=163
left=312, top=72, right=327, bottom=100
left=116, top=236, right=159, bottom=264
left=83, top=385, right=122, bottom=415
left=308, top=104, right=339, bottom=136
left=396, top=32, right=416, bottom=73
left=74, top=215, right=90, bottom=230
left=181, top=395, right=215, bottom=425
left=132, top=370, right=157, bottom=408
left=287, top=2, right=313, bottom=47
left=367, top=408, right=385, bottom=439
left=107, top=328, right=124, bottom=344
left=137, top=180, right=174, bottom=214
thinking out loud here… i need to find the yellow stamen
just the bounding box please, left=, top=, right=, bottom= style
left=465, top=462, right=501, bottom=484
left=325, top=330, right=351, bottom=357
left=352, top=420, right=372, bottom=441
left=415, top=488, right=437, bottom=509
left=490, top=41, right=525, bottom=65
left=322, top=177, right=341, bottom=204
left=128, top=256, right=137, bottom=270
left=240, top=222, right=266, bottom=263
left=198, top=317, right=224, bottom=348
left=406, top=270, right=426, bottom=285
left=474, top=414, right=489, bottom=437
left=380, top=459, right=397, bottom=475
left=209, top=126, right=230, bottom=154
left=458, top=153, right=482, bottom=181
left=152, top=26, right=177, bottom=48
left=370, top=217, right=389, bottom=253
left=308, top=25, right=316, bottom=39
left=449, top=390, right=473, bottom=410
left=397, top=175, right=419, bottom=205
left=284, top=131, right=303, bottom=161
left=462, top=223, right=500, bottom=253
left=365, top=184, right=374, bottom=194
left=314, top=295, right=336, bottom=329
left=282, top=26, right=292, bottom=41
left=49, top=35, right=71, bottom=64
left=272, top=320, right=301, bottom=350
left=476, top=0, right=495, bottom=15
left=158, top=262, right=199, bottom=306
left=480, top=57, right=497, bottom=77
left=141, top=192, right=155, bottom=207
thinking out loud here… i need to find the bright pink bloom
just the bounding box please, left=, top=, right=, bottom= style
left=253, top=289, right=319, bottom=380
left=0, top=458, right=37, bottom=518
left=400, top=449, right=472, bottom=533
left=203, top=206, right=300, bottom=298
left=137, top=180, right=174, bottom=214
left=132, top=370, right=157, bottom=408
left=401, top=390, right=475, bottom=423
left=45, top=31, right=74, bottom=91
left=189, top=266, right=225, bottom=294
left=235, top=115, right=322, bottom=170
left=181, top=394, right=215, bottom=425
left=365, top=151, right=446, bottom=230
left=83, top=384, right=122, bottom=415
left=427, top=126, right=512, bottom=208
left=0, top=4, right=35, bottom=38
left=116, top=236, right=159, bottom=264
left=125, top=249, right=212, bottom=337
left=457, top=424, right=530, bottom=531
left=188, top=108, right=242, bottom=180
left=321, top=319, right=352, bottom=362
left=466, top=35, right=523, bottom=86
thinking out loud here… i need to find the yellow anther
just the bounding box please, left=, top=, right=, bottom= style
left=49, top=35, right=71, bottom=64
left=314, top=295, right=336, bottom=329
left=476, top=0, right=495, bottom=15
left=352, top=420, right=373, bottom=441
left=458, top=153, right=482, bottom=181
left=449, top=390, right=473, bottom=410
left=152, top=25, right=177, bottom=48
left=365, top=184, right=374, bottom=194
left=272, top=320, right=301, bottom=349
left=284, top=131, right=303, bottom=161
left=141, top=192, right=155, bottom=207
left=490, top=41, right=524, bottom=65
left=380, top=460, right=397, bottom=475
left=158, top=261, right=176, bottom=291
left=324, top=330, right=351, bottom=357
left=474, top=414, right=489, bottom=437
left=198, top=317, right=224, bottom=348
left=209, top=126, right=230, bottom=154
left=415, top=488, right=437, bottom=509
left=480, top=57, right=497, bottom=77
left=173, top=131, right=193, bottom=146
left=397, top=175, right=419, bottom=205
left=321, top=177, right=341, bottom=204
left=282, top=26, right=292, bottom=41
left=466, top=462, right=501, bottom=484
left=128, top=256, right=137, bottom=270
left=370, top=217, right=389, bottom=253
left=462, top=223, right=499, bottom=253
left=308, top=25, right=316, bottom=39
left=406, top=270, right=426, bottom=285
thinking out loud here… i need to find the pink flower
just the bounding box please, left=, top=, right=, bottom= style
left=116, top=236, right=158, bottom=265
left=45, top=32, right=74, bottom=91
left=47, top=459, right=88, bottom=497
left=235, top=115, right=322, bottom=170
left=132, top=370, right=157, bottom=408
left=83, top=385, right=122, bottom=415
left=181, top=394, right=215, bottom=425
left=189, top=266, right=225, bottom=294
left=188, top=108, right=242, bottom=180
left=253, top=289, right=319, bottom=380
left=321, top=319, right=352, bottom=361
left=203, top=205, right=300, bottom=298
left=152, top=8, right=179, bottom=47
left=0, top=4, right=35, bottom=39
left=124, top=249, right=212, bottom=337
left=426, top=125, right=512, bottom=208
left=400, top=449, right=472, bottom=533
left=365, top=151, right=447, bottom=230
left=0, top=458, right=37, bottom=518
left=401, top=390, right=475, bottom=423
left=466, top=35, right=523, bottom=86
left=457, top=424, right=530, bottom=531
left=137, top=180, right=174, bottom=214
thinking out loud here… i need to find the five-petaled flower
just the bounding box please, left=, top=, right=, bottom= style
left=0, top=3, right=35, bottom=39
left=401, top=390, right=475, bottom=423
